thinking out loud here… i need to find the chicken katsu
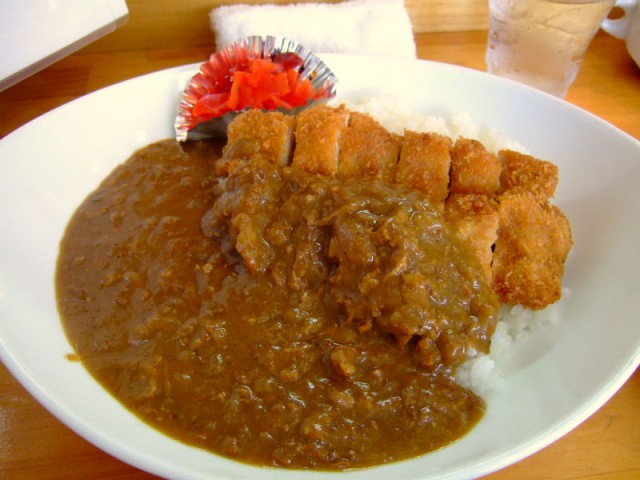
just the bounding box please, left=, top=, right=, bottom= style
left=292, top=104, right=349, bottom=176
left=450, top=137, right=501, bottom=196
left=498, top=149, right=559, bottom=202
left=444, top=193, right=499, bottom=282
left=492, top=192, right=573, bottom=308
left=217, top=108, right=295, bottom=175
left=397, top=131, right=452, bottom=208
left=216, top=105, right=572, bottom=309
left=338, top=111, right=402, bottom=182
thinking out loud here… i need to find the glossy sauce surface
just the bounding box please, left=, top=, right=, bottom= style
left=56, top=139, right=498, bottom=469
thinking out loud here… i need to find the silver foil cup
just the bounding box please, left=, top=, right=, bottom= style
left=175, top=36, right=338, bottom=142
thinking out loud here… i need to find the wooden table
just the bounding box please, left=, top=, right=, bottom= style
left=1, top=29, right=639, bottom=480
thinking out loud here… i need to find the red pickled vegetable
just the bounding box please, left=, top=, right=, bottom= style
left=188, top=53, right=323, bottom=127
left=191, top=92, right=230, bottom=118
left=272, top=52, right=304, bottom=71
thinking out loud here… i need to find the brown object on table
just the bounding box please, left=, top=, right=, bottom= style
left=56, top=137, right=496, bottom=468
left=0, top=8, right=639, bottom=479
left=397, top=130, right=453, bottom=208
left=491, top=192, right=573, bottom=309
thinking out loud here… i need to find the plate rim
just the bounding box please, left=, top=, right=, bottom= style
left=1, top=55, right=639, bottom=480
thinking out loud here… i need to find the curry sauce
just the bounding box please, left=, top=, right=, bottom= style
left=56, top=138, right=499, bottom=469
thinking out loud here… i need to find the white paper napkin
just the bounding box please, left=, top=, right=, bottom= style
left=210, top=0, right=416, bottom=59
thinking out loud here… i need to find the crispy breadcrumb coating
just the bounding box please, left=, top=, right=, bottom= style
left=445, top=193, right=499, bottom=282
left=338, top=112, right=401, bottom=182
left=292, top=105, right=349, bottom=176
left=450, top=137, right=501, bottom=195
left=219, top=109, right=295, bottom=175
left=221, top=107, right=574, bottom=309
left=397, top=131, right=452, bottom=208
left=499, top=150, right=559, bottom=202
left=492, top=192, right=573, bottom=309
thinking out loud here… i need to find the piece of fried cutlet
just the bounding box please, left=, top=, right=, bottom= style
left=492, top=192, right=573, bottom=309
left=450, top=137, right=501, bottom=195
left=219, top=109, right=295, bottom=175
left=292, top=105, right=349, bottom=176
left=397, top=131, right=452, bottom=208
left=338, top=111, right=401, bottom=183
left=445, top=193, right=499, bottom=282
left=498, top=150, right=559, bottom=202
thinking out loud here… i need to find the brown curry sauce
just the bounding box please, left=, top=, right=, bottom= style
left=56, top=139, right=499, bottom=469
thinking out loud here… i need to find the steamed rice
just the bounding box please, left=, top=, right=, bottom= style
left=456, top=291, right=569, bottom=395
left=338, top=95, right=528, bottom=154
left=331, top=95, right=569, bottom=395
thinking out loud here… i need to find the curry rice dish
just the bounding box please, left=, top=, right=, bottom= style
left=56, top=104, right=572, bottom=469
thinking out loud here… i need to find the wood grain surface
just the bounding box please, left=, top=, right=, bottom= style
left=0, top=18, right=639, bottom=480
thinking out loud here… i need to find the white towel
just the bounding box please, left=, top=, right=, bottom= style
left=210, top=0, right=416, bottom=59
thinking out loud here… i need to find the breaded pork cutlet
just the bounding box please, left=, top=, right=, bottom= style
left=397, top=131, right=452, bottom=209
left=445, top=193, right=499, bottom=282
left=450, top=137, right=501, bottom=195
left=292, top=105, right=349, bottom=176
left=218, top=109, right=295, bottom=175
left=218, top=106, right=574, bottom=310
left=492, top=192, right=573, bottom=309
left=337, top=111, right=402, bottom=183
left=498, top=150, right=559, bottom=202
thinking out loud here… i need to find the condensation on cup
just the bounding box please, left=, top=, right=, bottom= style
left=486, top=0, right=617, bottom=98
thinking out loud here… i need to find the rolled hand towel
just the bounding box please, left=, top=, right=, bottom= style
left=210, top=0, right=416, bottom=59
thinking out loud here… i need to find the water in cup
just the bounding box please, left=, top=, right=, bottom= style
left=486, top=0, right=616, bottom=97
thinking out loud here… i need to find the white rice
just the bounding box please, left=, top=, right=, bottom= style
left=336, top=95, right=528, bottom=154
left=331, top=94, right=567, bottom=396
left=455, top=290, right=569, bottom=395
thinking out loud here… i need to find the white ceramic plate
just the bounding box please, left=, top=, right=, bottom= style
left=1, top=54, right=639, bottom=480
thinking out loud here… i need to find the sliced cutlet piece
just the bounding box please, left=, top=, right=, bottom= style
left=292, top=105, right=349, bottom=176
left=445, top=193, right=499, bottom=282
left=450, top=137, right=501, bottom=195
left=338, top=111, right=402, bottom=182
left=397, top=131, right=452, bottom=208
left=498, top=150, right=559, bottom=203
left=218, top=109, right=295, bottom=175
left=492, top=192, right=573, bottom=309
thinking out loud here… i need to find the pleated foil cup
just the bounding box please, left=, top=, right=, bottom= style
left=175, top=36, right=338, bottom=142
